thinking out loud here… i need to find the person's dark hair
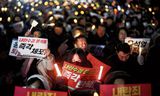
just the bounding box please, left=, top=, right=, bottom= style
left=116, top=43, right=131, bottom=53
left=66, top=48, right=92, bottom=68
left=73, top=35, right=87, bottom=44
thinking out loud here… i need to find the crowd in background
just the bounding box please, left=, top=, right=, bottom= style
left=0, top=0, right=160, bottom=96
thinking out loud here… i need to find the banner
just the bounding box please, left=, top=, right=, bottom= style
left=9, top=39, right=21, bottom=57
left=125, top=37, right=150, bottom=54
left=100, top=84, right=151, bottom=96
left=18, top=37, right=48, bottom=58
left=62, top=54, right=111, bottom=90
left=14, top=86, right=68, bottom=96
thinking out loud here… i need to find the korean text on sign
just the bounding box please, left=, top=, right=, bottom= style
left=18, top=37, right=48, bottom=58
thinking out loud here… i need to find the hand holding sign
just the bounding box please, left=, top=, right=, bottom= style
left=137, top=47, right=144, bottom=65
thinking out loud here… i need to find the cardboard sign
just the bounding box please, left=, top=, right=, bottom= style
left=100, top=84, right=151, bottom=96
left=14, top=86, right=68, bottom=96
left=9, top=39, right=21, bottom=57
left=18, top=37, right=48, bottom=58
left=125, top=37, right=150, bottom=54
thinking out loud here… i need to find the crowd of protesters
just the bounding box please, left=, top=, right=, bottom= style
left=0, top=0, right=160, bottom=96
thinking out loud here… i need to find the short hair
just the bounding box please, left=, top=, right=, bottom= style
left=116, top=43, right=131, bottom=53
left=73, top=35, right=87, bottom=44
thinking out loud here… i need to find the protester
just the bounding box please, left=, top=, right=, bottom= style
left=103, top=43, right=142, bottom=84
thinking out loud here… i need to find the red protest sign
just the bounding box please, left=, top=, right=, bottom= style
left=87, top=53, right=111, bottom=80
left=62, top=54, right=111, bottom=90
left=14, top=86, right=68, bottom=96
left=100, top=84, right=151, bottom=96
left=62, top=61, right=97, bottom=90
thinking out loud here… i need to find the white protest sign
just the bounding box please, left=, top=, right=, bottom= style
left=18, top=37, right=48, bottom=58
left=125, top=37, right=150, bottom=54
left=9, top=39, right=21, bottom=57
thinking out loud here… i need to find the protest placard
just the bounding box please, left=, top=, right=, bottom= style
left=100, top=84, right=151, bottom=96
left=17, top=37, right=48, bottom=58
left=62, top=53, right=111, bottom=90
left=9, top=39, right=21, bottom=57
left=14, top=86, right=68, bottom=96
left=125, top=37, right=150, bottom=54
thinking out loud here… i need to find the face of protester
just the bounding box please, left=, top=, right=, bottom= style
left=33, top=31, right=41, bottom=38
left=106, top=18, right=113, bottom=26
left=97, top=26, right=105, bottom=38
left=118, top=29, right=127, bottom=42
left=117, top=51, right=130, bottom=62
left=75, top=37, right=88, bottom=52
left=54, top=26, right=63, bottom=35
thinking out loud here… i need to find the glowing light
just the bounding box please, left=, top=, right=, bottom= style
left=121, top=8, right=125, bottom=13
left=92, top=25, right=96, bottom=30
left=98, top=66, right=103, bottom=80
left=0, top=17, right=2, bottom=22
left=7, top=17, right=11, bottom=22
left=1, top=7, right=4, bottom=11
left=93, top=92, right=99, bottom=96
left=25, top=14, right=29, bottom=18
left=21, top=6, right=24, bottom=9
left=17, top=2, right=21, bottom=7
left=56, top=6, right=60, bottom=9
left=17, top=8, right=20, bottom=12
left=128, top=4, right=131, bottom=8
left=93, top=7, right=97, bottom=10
left=31, top=2, right=35, bottom=6
left=49, top=2, right=54, bottom=6
left=91, top=3, right=94, bottom=7
left=83, top=4, right=88, bottom=8
left=54, top=1, right=59, bottom=5
left=117, top=5, right=121, bottom=11
left=74, top=11, right=78, bottom=16
left=35, top=3, right=39, bottom=7
left=39, top=1, right=42, bottom=4
left=152, top=23, right=155, bottom=26
left=31, top=8, right=35, bottom=11
left=80, top=11, right=84, bottom=15
left=78, top=5, right=82, bottom=9
left=44, top=1, right=49, bottom=6
left=74, top=19, right=77, bottom=23
left=49, top=16, right=54, bottom=21
left=14, top=6, right=17, bottom=10
left=48, top=23, right=55, bottom=26
left=152, top=12, right=155, bottom=15
left=105, top=8, right=109, bottom=12
left=74, top=1, right=79, bottom=5
left=100, top=18, right=103, bottom=24
left=105, top=5, right=108, bottom=8
left=54, top=63, right=62, bottom=76
left=38, top=12, right=42, bottom=16
left=48, top=11, right=53, bottom=15
left=3, top=7, right=8, bottom=12
left=148, top=8, right=152, bottom=12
